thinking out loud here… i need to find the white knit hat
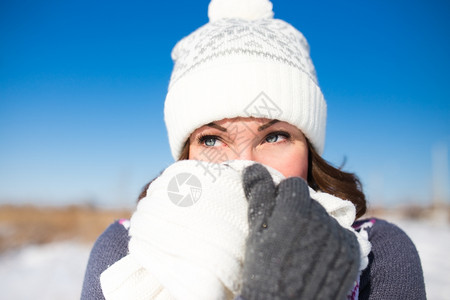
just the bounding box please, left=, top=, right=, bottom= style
left=164, top=0, right=327, bottom=159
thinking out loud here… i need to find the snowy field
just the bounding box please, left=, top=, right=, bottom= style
left=393, top=218, right=450, bottom=300
left=0, top=219, right=449, bottom=300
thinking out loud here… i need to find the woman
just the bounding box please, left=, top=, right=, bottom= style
left=82, top=0, right=426, bottom=299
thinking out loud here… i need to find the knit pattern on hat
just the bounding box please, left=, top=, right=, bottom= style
left=100, top=160, right=370, bottom=299
left=164, top=0, right=327, bottom=159
left=169, top=18, right=317, bottom=89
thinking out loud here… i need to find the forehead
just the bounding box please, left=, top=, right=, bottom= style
left=194, top=117, right=295, bottom=131
left=190, top=117, right=271, bottom=136
left=214, top=117, right=272, bottom=127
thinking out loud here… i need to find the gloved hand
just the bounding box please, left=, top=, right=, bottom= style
left=241, top=164, right=360, bottom=300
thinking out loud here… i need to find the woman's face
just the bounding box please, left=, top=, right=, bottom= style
left=189, top=117, right=308, bottom=179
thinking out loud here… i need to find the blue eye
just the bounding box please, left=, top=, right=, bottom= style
left=265, top=132, right=290, bottom=143
left=198, top=135, right=221, bottom=147
left=265, top=135, right=279, bottom=143
left=204, top=137, right=217, bottom=146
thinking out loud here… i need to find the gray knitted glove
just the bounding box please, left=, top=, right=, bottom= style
left=241, top=164, right=360, bottom=300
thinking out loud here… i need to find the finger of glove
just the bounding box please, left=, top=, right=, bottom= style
left=242, top=163, right=277, bottom=231
left=322, top=227, right=360, bottom=300
left=308, top=216, right=360, bottom=300
left=273, top=177, right=311, bottom=219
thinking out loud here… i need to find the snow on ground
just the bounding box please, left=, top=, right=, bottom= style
left=0, top=241, right=92, bottom=300
left=0, top=219, right=449, bottom=300
left=391, top=218, right=450, bottom=300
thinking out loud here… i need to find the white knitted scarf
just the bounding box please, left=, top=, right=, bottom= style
left=100, top=160, right=371, bottom=300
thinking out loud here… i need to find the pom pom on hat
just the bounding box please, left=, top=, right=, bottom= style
left=208, top=0, right=274, bottom=22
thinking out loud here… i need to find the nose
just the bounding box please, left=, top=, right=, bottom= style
left=233, top=146, right=255, bottom=162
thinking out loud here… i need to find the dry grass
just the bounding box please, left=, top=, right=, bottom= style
left=0, top=205, right=132, bottom=253
left=365, top=202, right=450, bottom=223
left=2, top=202, right=448, bottom=253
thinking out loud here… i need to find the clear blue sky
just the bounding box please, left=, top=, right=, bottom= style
left=1, top=0, right=449, bottom=208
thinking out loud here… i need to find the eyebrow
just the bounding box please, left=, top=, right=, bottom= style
left=257, top=119, right=280, bottom=131
left=206, top=122, right=227, bottom=132
left=206, top=119, right=280, bottom=132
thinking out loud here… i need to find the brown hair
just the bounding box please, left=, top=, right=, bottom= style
left=138, top=138, right=367, bottom=219
left=305, top=140, right=366, bottom=218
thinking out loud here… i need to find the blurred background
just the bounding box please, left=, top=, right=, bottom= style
left=1, top=0, right=449, bottom=299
